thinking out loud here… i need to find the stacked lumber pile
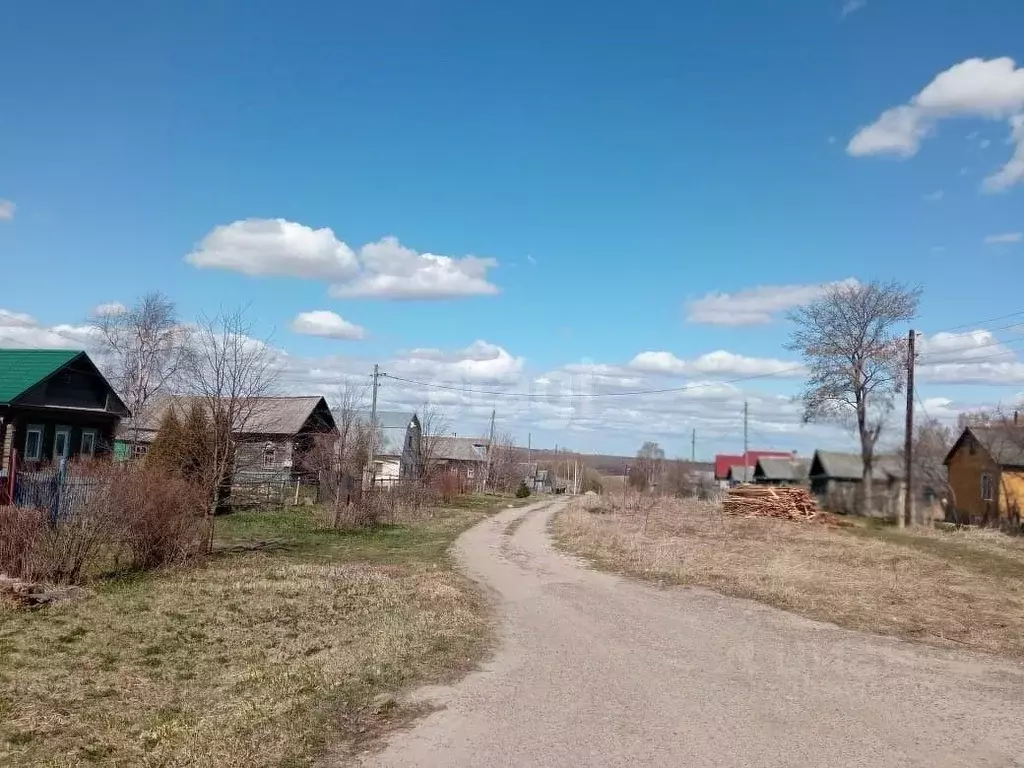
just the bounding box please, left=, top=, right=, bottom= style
left=0, top=575, right=89, bottom=608
left=722, top=485, right=819, bottom=521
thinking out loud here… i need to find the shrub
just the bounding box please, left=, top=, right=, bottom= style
left=0, top=463, right=207, bottom=584
left=515, top=481, right=531, bottom=499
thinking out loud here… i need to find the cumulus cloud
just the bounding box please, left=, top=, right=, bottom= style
left=0, top=200, right=14, bottom=221
left=685, top=278, right=858, bottom=326
left=847, top=58, right=1024, bottom=190
left=330, top=236, right=498, bottom=299
left=983, top=232, right=1022, bottom=244
left=92, top=302, right=127, bottom=316
left=290, top=310, right=366, bottom=340
left=917, top=330, right=1024, bottom=385
left=186, top=219, right=499, bottom=300
left=396, top=340, right=524, bottom=383
left=629, top=350, right=804, bottom=378
left=0, top=309, right=96, bottom=349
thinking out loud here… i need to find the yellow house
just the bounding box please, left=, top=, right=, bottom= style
left=943, top=425, right=1024, bottom=527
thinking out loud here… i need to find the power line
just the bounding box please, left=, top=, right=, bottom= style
left=920, top=340, right=1024, bottom=367
left=926, top=309, right=1024, bottom=335
left=380, top=365, right=808, bottom=400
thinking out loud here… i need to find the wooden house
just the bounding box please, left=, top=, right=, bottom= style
left=0, top=349, right=129, bottom=472
left=943, top=424, right=1024, bottom=527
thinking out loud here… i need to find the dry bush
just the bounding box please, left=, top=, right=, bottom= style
left=107, top=465, right=208, bottom=570
left=0, top=506, right=50, bottom=580
left=556, top=496, right=1024, bottom=659
left=0, top=464, right=207, bottom=584
left=436, top=470, right=463, bottom=504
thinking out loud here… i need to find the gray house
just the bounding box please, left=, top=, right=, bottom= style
left=808, top=450, right=904, bottom=516
left=117, top=395, right=338, bottom=480
left=753, top=457, right=811, bottom=486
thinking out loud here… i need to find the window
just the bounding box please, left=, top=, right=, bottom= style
left=80, top=429, right=97, bottom=457
left=132, top=444, right=148, bottom=459
left=53, top=426, right=71, bottom=461
left=24, top=425, right=43, bottom=461
left=466, top=467, right=475, bottom=479
left=263, top=444, right=276, bottom=468
left=981, top=472, right=995, bottom=502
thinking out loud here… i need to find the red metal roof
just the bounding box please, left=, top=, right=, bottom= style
left=714, top=450, right=792, bottom=479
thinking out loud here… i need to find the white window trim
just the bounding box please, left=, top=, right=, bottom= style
left=24, top=424, right=44, bottom=461
left=80, top=429, right=98, bottom=457
left=981, top=472, right=995, bottom=502
left=53, top=426, right=72, bottom=461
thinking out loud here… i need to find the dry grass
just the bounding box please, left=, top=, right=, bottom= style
left=556, top=495, right=1024, bottom=659
left=0, top=495, right=513, bottom=766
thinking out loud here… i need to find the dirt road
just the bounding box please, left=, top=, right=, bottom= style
left=362, top=500, right=1024, bottom=767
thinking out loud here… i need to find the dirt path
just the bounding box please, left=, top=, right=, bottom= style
left=360, top=500, right=1024, bottom=767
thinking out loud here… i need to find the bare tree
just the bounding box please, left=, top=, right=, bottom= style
left=787, top=280, right=921, bottom=516
left=90, top=292, right=193, bottom=449
left=184, top=308, right=279, bottom=535
left=902, top=417, right=956, bottom=524
left=631, top=441, right=665, bottom=492
left=418, top=403, right=451, bottom=485
left=487, top=431, right=520, bottom=493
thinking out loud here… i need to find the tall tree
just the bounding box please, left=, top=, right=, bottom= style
left=786, top=280, right=921, bottom=515
left=418, top=403, right=451, bottom=484
left=90, top=293, right=193, bottom=446
left=184, top=308, right=278, bottom=528
left=632, top=441, right=665, bottom=491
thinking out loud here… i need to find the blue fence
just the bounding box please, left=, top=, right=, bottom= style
left=13, top=461, right=110, bottom=524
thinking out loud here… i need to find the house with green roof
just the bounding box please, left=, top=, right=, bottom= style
left=0, top=349, right=129, bottom=474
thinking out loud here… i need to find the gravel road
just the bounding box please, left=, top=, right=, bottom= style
left=362, top=499, right=1024, bottom=767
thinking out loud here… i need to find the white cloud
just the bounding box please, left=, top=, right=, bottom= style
left=186, top=219, right=359, bottom=280
left=290, top=310, right=366, bottom=340
left=984, top=114, right=1024, bottom=191
left=848, top=57, right=1024, bottom=189
left=918, top=330, right=1024, bottom=385
left=396, top=340, right=524, bottom=383
left=330, top=236, right=498, bottom=299
left=0, top=309, right=96, bottom=350
left=980, top=138, right=992, bottom=149
left=840, top=0, right=866, bottom=17
left=923, top=189, right=944, bottom=202
left=629, top=350, right=804, bottom=379
left=685, top=278, right=858, bottom=326
left=983, top=232, right=1022, bottom=244
left=187, top=220, right=499, bottom=300
left=0, top=200, right=14, bottom=221
left=92, top=302, right=127, bottom=316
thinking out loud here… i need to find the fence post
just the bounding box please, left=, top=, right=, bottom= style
left=49, top=457, right=67, bottom=526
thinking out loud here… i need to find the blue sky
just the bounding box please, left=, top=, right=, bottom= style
left=2, top=0, right=1023, bottom=457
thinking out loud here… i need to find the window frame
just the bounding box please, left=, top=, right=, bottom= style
left=53, top=426, right=72, bottom=461
left=24, top=424, right=44, bottom=461
left=263, top=444, right=277, bottom=469
left=981, top=472, right=995, bottom=502
left=80, top=429, right=98, bottom=457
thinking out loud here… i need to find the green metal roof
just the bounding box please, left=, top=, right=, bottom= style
left=0, top=349, right=83, bottom=404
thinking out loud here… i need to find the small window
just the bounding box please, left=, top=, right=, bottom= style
left=24, top=425, right=43, bottom=461
left=263, top=445, right=276, bottom=468
left=80, top=429, right=97, bottom=457
left=132, top=444, right=148, bottom=459
left=53, top=427, right=71, bottom=461
left=981, top=472, right=995, bottom=502
left=466, top=467, right=475, bottom=479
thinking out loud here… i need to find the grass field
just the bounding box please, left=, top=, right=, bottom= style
left=556, top=495, right=1024, bottom=659
left=0, top=495, right=520, bottom=767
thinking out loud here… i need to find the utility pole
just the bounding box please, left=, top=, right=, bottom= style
left=623, top=463, right=629, bottom=511
left=484, top=408, right=496, bottom=491
left=366, top=364, right=380, bottom=489
left=691, top=428, right=696, bottom=463
left=743, top=400, right=749, bottom=482
left=903, top=329, right=916, bottom=528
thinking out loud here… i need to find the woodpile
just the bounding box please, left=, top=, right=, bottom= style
left=722, top=485, right=819, bottom=521
left=0, top=575, right=90, bottom=608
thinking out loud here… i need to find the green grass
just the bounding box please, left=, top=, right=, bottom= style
left=0, top=494, right=518, bottom=767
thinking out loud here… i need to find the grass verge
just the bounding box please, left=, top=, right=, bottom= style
left=0, top=494, right=520, bottom=766
left=555, top=496, right=1024, bottom=659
